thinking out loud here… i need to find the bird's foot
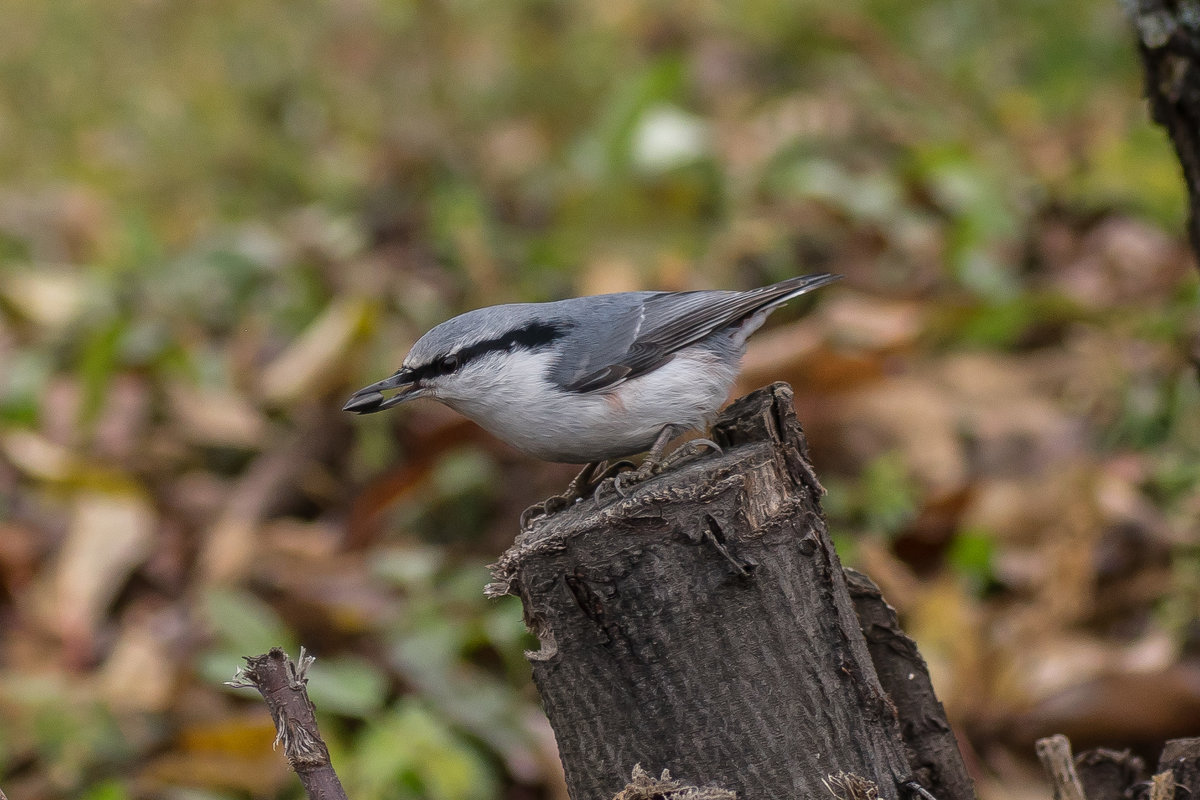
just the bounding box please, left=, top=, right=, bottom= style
left=659, top=437, right=722, bottom=471
left=519, top=495, right=569, bottom=530
left=520, top=460, right=636, bottom=529
left=611, top=437, right=724, bottom=497
left=584, top=460, right=638, bottom=507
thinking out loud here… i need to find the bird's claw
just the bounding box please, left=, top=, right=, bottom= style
left=611, top=467, right=646, bottom=498
left=521, top=460, right=637, bottom=529
left=522, top=438, right=724, bottom=526
left=519, top=502, right=547, bottom=530
left=521, top=495, right=573, bottom=529
left=610, top=438, right=723, bottom=497
left=660, top=437, right=722, bottom=471
left=588, top=461, right=636, bottom=505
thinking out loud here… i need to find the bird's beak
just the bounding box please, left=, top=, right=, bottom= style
left=342, top=370, right=422, bottom=414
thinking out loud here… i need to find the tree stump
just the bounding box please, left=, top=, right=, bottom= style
left=1128, top=0, right=1200, bottom=264
left=488, top=383, right=970, bottom=800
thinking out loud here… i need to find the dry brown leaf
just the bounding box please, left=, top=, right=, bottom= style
left=580, top=255, right=642, bottom=296
left=0, top=268, right=86, bottom=329
left=0, top=521, right=40, bottom=592
left=481, top=119, right=549, bottom=181
left=820, top=293, right=924, bottom=351
left=198, top=422, right=333, bottom=583
left=905, top=574, right=987, bottom=719
left=962, top=478, right=1065, bottom=545
left=1012, top=662, right=1200, bottom=749
left=139, top=753, right=289, bottom=800
left=853, top=539, right=921, bottom=610
left=739, top=318, right=827, bottom=388
left=55, top=490, right=156, bottom=646
left=258, top=296, right=373, bottom=406
left=1, top=429, right=79, bottom=481
left=165, top=381, right=268, bottom=448
left=100, top=611, right=182, bottom=712
left=200, top=517, right=257, bottom=586
left=1048, top=217, right=1189, bottom=307
left=91, top=373, right=152, bottom=463
left=836, top=375, right=966, bottom=492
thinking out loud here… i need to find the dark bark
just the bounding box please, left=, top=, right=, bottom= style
left=1074, top=748, right=1145, bottom=800
left=228, top=648, right=348, bottom=800
left=846, top=569, right=975, bottom=800
left=489, top=383, right=961, bottom=800
left=1128, top=0, right=1200, bottom=265
left=1157, top=738, right=1200, bottom=797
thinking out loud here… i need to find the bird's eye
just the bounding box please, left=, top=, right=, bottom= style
left=438, top=354, right=460, bottom=373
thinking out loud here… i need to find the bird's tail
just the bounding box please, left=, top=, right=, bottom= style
left=749, top=273, right=842, bottom=311
left=726, top=272, right=841, bottom=346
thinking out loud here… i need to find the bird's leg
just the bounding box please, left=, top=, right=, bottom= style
left=611, top=426, right=726, bottom=497
left=615, top=426, right=677, bottom=495
left=587, top=459, right=637, bottom=492
left=628, top=423, right=681, bottom=481
left=521, top=459, right=635, bottom=529
left=520, top=461, right=598, bottom=529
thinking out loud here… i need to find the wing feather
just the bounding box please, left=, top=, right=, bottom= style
left=549, top=274, right=839, bottom=394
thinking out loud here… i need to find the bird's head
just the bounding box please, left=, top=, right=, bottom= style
left=342, top=305, right=569, bottom=414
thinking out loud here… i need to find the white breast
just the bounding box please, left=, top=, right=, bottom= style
left=434, top=346, right=739, bottom=463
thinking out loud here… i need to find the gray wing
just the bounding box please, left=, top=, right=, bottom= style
left=550, top=274, right=839, bottom=393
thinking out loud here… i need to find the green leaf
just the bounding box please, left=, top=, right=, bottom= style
left=198, top=589, right=298, bottom=688
left=306, top=656, right=389, bottom=719
left=347, top=701, right=498, bottom=800
left=79, top=780, right=131, bottom=800
left=201, top=588, right=296, bottom=655
left=947, top=528, right=996, bottom=591
left=861, top=452, right=919, bottom=537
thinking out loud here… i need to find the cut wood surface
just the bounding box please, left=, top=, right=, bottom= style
left=488, top=383, right=958, bottom=800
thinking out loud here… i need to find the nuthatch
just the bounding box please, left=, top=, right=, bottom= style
left=345, top=273, right=840, bottom=524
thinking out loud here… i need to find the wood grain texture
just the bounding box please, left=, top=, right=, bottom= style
left=490, top=383, right=914, bottom=800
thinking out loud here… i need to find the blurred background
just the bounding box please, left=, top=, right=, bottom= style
left=1, top=0, right=1198, bottom=798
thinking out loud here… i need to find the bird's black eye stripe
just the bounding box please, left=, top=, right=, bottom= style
left=409, top=321, right=570, bottom=382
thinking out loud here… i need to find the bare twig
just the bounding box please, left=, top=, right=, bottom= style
left=1036, top=735, right=1086, bottom=800
left=901, top=780, right=941, bottom=800
left=228, top=647, right=348, bottom=800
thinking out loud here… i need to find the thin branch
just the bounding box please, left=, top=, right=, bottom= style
left=1036, top=735, right=1087, bottom=800
left=228, top=647, right=348, bottom=800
